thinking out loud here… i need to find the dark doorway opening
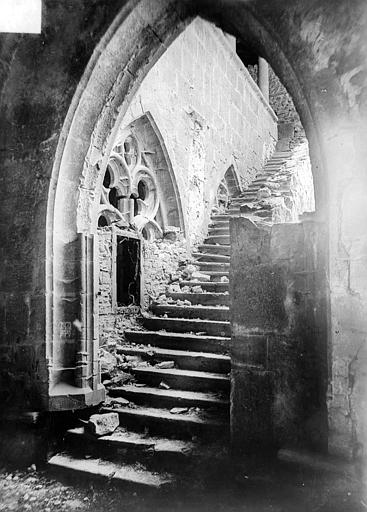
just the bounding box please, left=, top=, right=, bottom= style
left=116, top=235, right=141, bottom=307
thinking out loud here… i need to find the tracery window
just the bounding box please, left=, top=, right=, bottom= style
left=98, top=130, right=162, bottom=241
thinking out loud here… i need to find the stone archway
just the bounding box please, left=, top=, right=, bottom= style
left=0, top=0, right=365, bottom=460
left=46, top=0, right=327, bottom=411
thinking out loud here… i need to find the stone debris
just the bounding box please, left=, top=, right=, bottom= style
left=111, top=372, right=133, bottom=385
left=99, top=348, right=117, bottom=376
left=192, top=285, right=203, bottom=293
left=191, top=271, right=210, bottom=282
left=257, top=187, right=271, bottom=199
left=181, top=264, right=198, bottom=279
left=109, top=397, right=130, bottom=407
left=167, top=283, right=181, bottom=293
left=156, top=361, right=175, bottom=369
left=221, top=276, right=229, bottom=283
left=86, top=413, right=119, bottom=437
left=170, top=407, right=189, bottom=414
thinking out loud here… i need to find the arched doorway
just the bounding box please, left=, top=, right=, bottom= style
left=40, top=0, right=367, bottom=460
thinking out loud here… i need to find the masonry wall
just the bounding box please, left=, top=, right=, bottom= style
left=121, top=17, right=278, bottom=247
left=230, top=217, right=328, bottom=454
left=98, top=17, right=278, bottom=333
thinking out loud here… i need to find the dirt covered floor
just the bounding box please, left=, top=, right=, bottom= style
left=0, top=460, right=365, bottom=512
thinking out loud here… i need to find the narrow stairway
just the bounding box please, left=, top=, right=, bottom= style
left=48, top=145, right=293, bottom=490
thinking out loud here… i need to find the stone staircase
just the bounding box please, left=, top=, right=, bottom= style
left=48, top=146, right=294, bottom=491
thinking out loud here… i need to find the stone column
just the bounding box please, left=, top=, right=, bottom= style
left=258, top=57, right=269, bottom=102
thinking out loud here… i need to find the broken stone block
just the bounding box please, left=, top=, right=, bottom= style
left=167, top=283, right=181, bottom=294
left=87, top=413, right=119, bottom=437
left=192, top=285, right=203, bottom=293
left=170, top=407, right=189, bottom=414
left=183, top=300, right=192, bottom=306
left=156, top=361, right=175, bottom=369
left=110, top=397, right=130, bottom=407
left=159, top=381, right=170, bottom=389
left=257, top=187, right=272, bottom=199
left=191, top=271, right=210, bottom=282
left=221, top=276, right=229, bottom=283
left=163, top=228, right=179, bottom=242
left=182, top=264, right=198, bottom=278
left=99, top=348, right=117, bottom=376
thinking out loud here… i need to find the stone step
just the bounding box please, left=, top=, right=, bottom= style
left=204, top=234, right=230, bottom=245
left=197, top=244, right=230, bottom=255
left=251, top=178, right=269, bottom=184
left=179, top=280, right=229, bottom=292
left=65, top=427, right=201, bottom=471
left=109, top=384, right=229, bottom=409
left=124, top=330, right=230, bottom=354
left=151, top=304, right=229, bottom=321
left=116, top=345, right=230, bottom=373
left=167, top=291, right=229, bottom=306
left=130, top=367, right=230, bottom=392
left=210, top=214, right=231, bottom=222
left=142, top=315, right=231, bottom=336
left=101, top=405, right=228, bottom=438
left=207, top=227, right=230, bottom=236
left=192, top=252, right=230, bottom=262
left=196, top=261, right=230, bottom=272
left=48, top=453, right=173, bottom=489
left=247, top=183, right=264, bottom=190
left=231, top=194, right=257, bottom=202
left=209, top=219, right=230, bottom=227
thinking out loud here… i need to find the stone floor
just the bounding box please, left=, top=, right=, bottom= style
left=0, top=459, right=365, bottom=512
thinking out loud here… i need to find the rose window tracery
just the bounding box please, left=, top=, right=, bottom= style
left=98, top=131, right=162, bottom=240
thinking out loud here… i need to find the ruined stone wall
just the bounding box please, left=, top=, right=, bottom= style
left=98, top=227, right=189, bottom=340
left=142, top=237, right=189, bottom=308
left=121, top=17, right=278, bottom=247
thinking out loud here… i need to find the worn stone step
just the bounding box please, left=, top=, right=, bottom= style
left=66, top=426, right=196, bottom=466
left=197, top=244, right=230, bottom=255
left=210, top=214, right=231, bottom=222
left=142, top=315, right=231, bottom=336
left=101, top=405, right=228, bottom=438
left=196, top=261, right=230, bottom=272
left=109, top=384, right=229, bottom=409
left=167, top=291, right=229, bottom=306
left=124, top=330, right=230, bottom=354
left=179, top=280, right=229, bottom=292
left=116, top=345, right=230, bottom=373
left=151, top=304, right=230, bottom=321
left=48, top=453, right=173, bottom=489
left=192, top=252, right=230, bottom=262
left=130, top=367, right=230, bottom=392
left=204, top=235, right=230, bottom=245
left=207, top=227, right=230, bottom=236
left=251, top=178, right=269, bottom=184
left=209, top=219, right=230, bottom=227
